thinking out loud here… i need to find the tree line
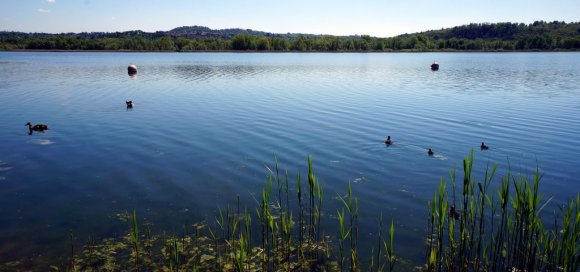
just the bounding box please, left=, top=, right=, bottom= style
left=1, top=21, right=579, bottom=51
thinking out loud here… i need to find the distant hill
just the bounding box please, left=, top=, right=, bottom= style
left=1, top=21, right=579, bottom=51
left=168, top=26, right=271, bottom=38
left=167, top=26, right=318, bottom=39
left=0, top=25, right=317, bottom=41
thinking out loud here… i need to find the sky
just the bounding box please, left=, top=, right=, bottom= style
left=0, top=0, right=579, bottom=37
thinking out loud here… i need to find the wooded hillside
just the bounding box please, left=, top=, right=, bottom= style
left=1, top=21, right=578, bottom=51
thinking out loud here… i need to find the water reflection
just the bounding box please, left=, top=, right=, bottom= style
left=0, top=160, right=11, bottom=182
left=169, top=64, right=271, bottom=82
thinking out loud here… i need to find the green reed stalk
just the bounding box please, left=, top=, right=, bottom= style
left=285, top=170, right=290, bottom=215
left=69, top=230, right=76, bottom=272
left=434, top=178, right=447, bottom=272
left=131, top=209, right=140, bottom=270
left=172, top=236, right=179, bottom=271
left=386, top=219, right=396, bottom=272
left=244, top=208, right=251, bottom=272
left=376, top=214, right=383, bottom=272
left=474, top=163, right=496, bottom=271
left=337, top=208, right=349, bottom=272
left=308, top=155, right=316, bottom=253
left=459, top=150, right=473, bottom=269
left=281, top=210, right=292, bottom=272
left=217, top=206, right=224, bottom=233
left=261, top=182, right=272, bottom=271
left=426, top=200, right=436, bottom=271
left=447, top=210, right=456, bottom=271
left=232, top=233, right=247, bottom=272
left=338, top=181, right=355, bottom=271
left=492, top=174, right=510, bottom=270
left=254, top=175, right=273, bottom=271
left=297, top=171, right=304, bottom=263
left=268, top=212, right=276, bottom=270
left=317, top=181, right=324, bottom=248
left=351, top=196, right=359, bottom=272
left=275, top=157, right=283, bottom=211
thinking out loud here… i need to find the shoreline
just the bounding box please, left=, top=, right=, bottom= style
left=1, top=49, right=578, bottom=53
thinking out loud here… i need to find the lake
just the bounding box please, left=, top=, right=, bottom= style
left=0, top=52, right=579, bottom=264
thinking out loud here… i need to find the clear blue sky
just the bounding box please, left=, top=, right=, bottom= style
left=1, top=0, right=578, bottom=37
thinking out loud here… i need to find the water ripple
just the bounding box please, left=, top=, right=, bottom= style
left=1, top=52, right=580, bottom=263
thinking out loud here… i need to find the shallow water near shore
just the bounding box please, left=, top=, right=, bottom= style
left=0, top=52, right=579, bottom=264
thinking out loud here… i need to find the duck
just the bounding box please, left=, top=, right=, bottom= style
left=25, top=122, right=48, bottom=131
left=449, top=205, right=460, bottom=220
left=427, top=148, right=434, bottom=156
left=480, top=142, right=489, bottom=150
left=385, top=136, right=393, bottom=145
left=126, top=100, right=133, bottom=108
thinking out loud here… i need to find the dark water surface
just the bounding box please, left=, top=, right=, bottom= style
left=1, top=52, right=579, bottom=263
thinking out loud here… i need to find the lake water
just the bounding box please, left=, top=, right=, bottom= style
left=1, top=52, right=579, bottom=264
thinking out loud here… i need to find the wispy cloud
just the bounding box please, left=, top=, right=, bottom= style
left=38, top=8, right=51, bottom=13
left=47, top=0, right=56, bottom=3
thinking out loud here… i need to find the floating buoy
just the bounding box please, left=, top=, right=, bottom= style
left=128, top=64, right=137, bottom=75
left=431, top=62, right=439, bottom=70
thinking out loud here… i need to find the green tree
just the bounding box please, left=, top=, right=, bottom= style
left=231, top=34, right=256, bottom=50
left=153, top=36, right=176, bottom=51
left=257, top=37, right=271, bottom=51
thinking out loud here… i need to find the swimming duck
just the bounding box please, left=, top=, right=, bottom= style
left=449, top=206, right=460, bottom=220
left=25, top=122, right=48, bottom=131
left=428, top=148, right=434, bottom=156
left=126, top=100, right=133, bottom=108
left=385, top=136, right=393, bottom=145
left=480, top=142, right=489, bottom=150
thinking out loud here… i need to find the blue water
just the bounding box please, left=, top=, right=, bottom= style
left=1, top=52, right=579, bottom=263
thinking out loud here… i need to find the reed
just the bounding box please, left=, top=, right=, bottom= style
left=337, top=180, right=360, bottom=271
left=69, top=230, right=77, bottom=272
left=23, top=152, right=578, bottom=272
left=337, top=208, right=349, bottom=271
left=425, top=150, right=579, bottom=272
left=131, top=209, right=140, bottom=270
left=387, top=219, right=396, bottom=271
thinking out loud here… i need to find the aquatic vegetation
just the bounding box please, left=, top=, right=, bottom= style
left=424, top=150, right=580, bottom=272
left=2, top=152, right=578, bottom=271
